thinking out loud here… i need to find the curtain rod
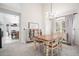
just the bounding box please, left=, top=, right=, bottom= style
left=52, top=13, right=78, bottom=19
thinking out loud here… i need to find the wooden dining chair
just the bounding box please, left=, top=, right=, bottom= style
left=33, top=29, right=44, bottom=51
left=52, top=34, right=63, bottom=56
left=43, top=34, right=63, bottom=56
left=44, top=39, right=59, bottom=56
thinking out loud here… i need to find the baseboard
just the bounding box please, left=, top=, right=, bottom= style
left=26, top=40, right=33, bottom=43
left=62, top=41, right=71, bottom=45
left=74, top=43, right=79, bottom=46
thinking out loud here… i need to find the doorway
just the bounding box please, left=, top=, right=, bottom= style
left=0, top=10, right=20, bottom=46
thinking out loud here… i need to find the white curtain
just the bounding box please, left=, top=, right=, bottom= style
left=65, top=14, right=74, bottom=45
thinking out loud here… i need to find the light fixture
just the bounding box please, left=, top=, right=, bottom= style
left=48, top=3, right=55, bottom=19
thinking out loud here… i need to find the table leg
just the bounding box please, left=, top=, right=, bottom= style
left=43, top=43, right=46, bottom=54
left=45, top=41, right=49, bottom=56
left=33, top=39, right=37, bottom=50
left=51, top=47, right=53, bottom=56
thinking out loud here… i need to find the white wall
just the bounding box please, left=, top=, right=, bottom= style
left=50, top=3, right=79, bottom=45
left=41, top=3, right=79, bottom=45
left=0, top=3, right=22, bottom=13
left=20, top=3, right=79, bottom=45
left=1, top=3, right=79, bottom=45
left=42, top=3, right=52, bottom=35
left=21, top=3, right=45, bottom=42
left=0, top=3, right=46, bottom=43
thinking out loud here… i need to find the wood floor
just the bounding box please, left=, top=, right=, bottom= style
left=0, top=41, right=79, bottom=56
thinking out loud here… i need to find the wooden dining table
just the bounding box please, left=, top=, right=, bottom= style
left=33, top=33, right=63, bottom=56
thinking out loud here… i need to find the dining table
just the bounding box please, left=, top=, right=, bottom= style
left=33, top=33, right=63, bottom=56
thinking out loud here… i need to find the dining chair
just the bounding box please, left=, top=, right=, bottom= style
left=43, top=34, right=63, bottom=56
left=33, top=29, right=44, bottom=51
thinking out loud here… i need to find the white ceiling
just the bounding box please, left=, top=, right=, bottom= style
left=4, top=13, right=19, bottom=23
left=51, top=3, right=79, bottom=16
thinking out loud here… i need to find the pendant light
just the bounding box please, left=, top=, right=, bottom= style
left=49, top=3, right=55, bottom=19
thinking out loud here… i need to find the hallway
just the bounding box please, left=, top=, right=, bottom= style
left=0, top=42, right=79, bottom=56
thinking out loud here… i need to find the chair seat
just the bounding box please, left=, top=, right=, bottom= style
left=49, top=44, right=58, bottom=48
left=44, top=43, right=58, bottom=48
left=35, top=39, right=43, bottom=43
left=36, top=40, right=43, bottom=43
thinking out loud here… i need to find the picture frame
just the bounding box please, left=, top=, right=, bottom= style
left=28, top=22, right=39, bottom=29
